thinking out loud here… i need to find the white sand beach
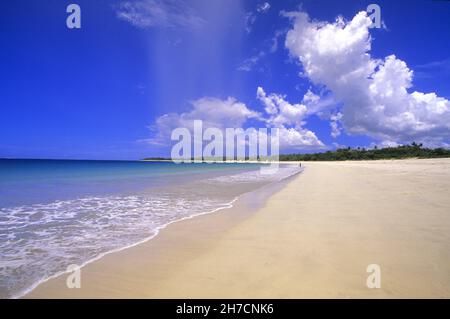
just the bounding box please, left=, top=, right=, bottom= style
left=26, top=158, right=450, bottom=298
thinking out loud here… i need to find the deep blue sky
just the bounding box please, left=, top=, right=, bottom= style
left=1, top=0, right=449, bottom=159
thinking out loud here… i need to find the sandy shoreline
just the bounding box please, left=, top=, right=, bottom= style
left=26, top=159, right=450, bottom=298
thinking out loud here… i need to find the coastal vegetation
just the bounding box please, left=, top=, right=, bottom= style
left=279, top=143, right=450, bottom=161
left=144, top=143, right=450, bottom=162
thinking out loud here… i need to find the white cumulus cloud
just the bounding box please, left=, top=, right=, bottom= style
left=284, top=10, right=450, bottom=146
left=147, top=97, right=260, bottom=145
left=257, top=86, right=307, bottom=126
left=256, top=87, right=324, bottom=148
left=148, top=91, right=324, bottom=150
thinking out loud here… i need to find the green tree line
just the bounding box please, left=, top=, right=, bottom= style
left=280, top=143, right=450, bottom=161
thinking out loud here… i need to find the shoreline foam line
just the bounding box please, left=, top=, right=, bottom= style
left=18, top=166, right=304, bottom=299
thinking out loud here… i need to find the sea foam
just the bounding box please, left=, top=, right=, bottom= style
left=0, top=163, right=301, bottom=298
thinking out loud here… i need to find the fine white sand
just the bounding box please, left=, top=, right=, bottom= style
left=26, top=159, right=450, bottom=298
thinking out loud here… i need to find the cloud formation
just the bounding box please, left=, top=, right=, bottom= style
left=147, top=97, right=260, bottom=145
left=284, top=11, right=450, bottom=146
left=116, top=0, right=205, bottom=29
left=149, top=89, right=324, bottom=150
left=244, top=2, right=271, bottom=34
left=256, top=2, right=271, bottom=14
left=238, top=52, right=265, bottom=72
left=256, top=87, right=324, bottom=148
left=257, top=87, right=306, bottom=125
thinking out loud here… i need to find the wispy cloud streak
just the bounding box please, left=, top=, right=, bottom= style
left=116, top=0, right=205, bottom=29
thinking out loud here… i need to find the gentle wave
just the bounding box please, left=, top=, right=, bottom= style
left=0, top=165, right=302, bottom=298
left=208, top=165, right=302, bottom=182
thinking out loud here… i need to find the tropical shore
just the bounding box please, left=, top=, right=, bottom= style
left=26, top=158, right=450, bottom=298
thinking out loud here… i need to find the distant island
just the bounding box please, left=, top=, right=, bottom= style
left=143, top=143, right=450, bottom=162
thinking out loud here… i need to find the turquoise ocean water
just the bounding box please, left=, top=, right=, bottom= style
left=0, top=159, right=301, bottom=298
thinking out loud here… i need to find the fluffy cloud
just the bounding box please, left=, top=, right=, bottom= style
left=148, top=91, right=324, bottom=149
left=302, top=89, right=337, bottom=117
left=257, top=87, right=307, bottom=126
left=256, top=87, right=324, bottom=148
left=284, top=11, right=450, bottom=145
left=277, top=127, right=325, bottom=148
left=147, top=97, right=260, bottom=145
left=116, top=0, right=205, bottom=29
left=184, top=97, right=260, bottom=128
